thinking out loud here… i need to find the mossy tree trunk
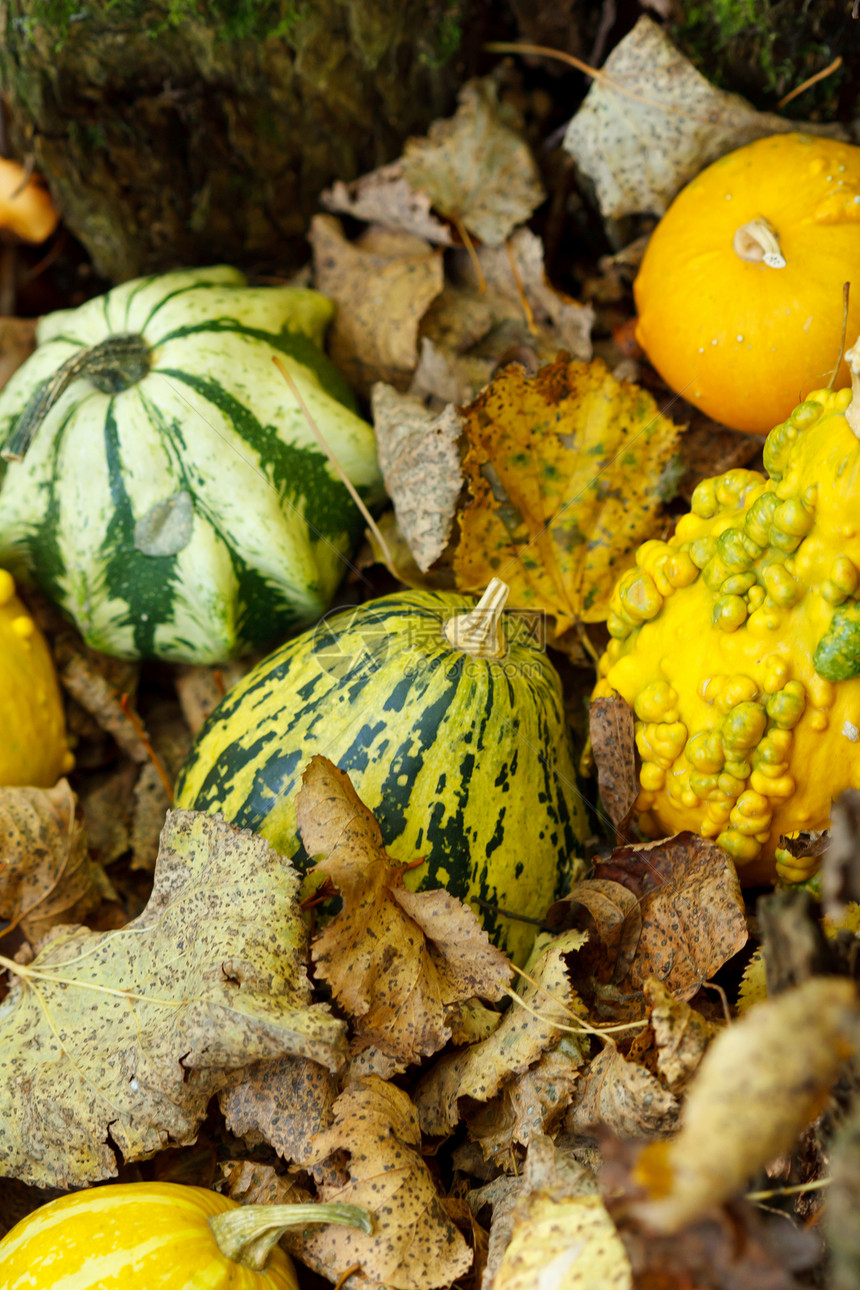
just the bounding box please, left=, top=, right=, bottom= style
left=0, top=0, right=485, bottom=282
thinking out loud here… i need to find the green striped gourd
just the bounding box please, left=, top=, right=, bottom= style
left=0, top=265, right=382, bottom=662
left=176, top=579, right=588, bottom=963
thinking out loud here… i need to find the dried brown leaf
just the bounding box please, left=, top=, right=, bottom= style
left=568, top=1044, right=679, bottom=1139
left=633, top=977, right=858, bottom=1232
left=323, top=160, right=455, bottom=246
left=548, top=878, right=642, bottom=986
left=589, top=695, right=637, bottom=836
left=79, top=764, right=136, bottom=866
left=593, top=834, right=748, bottom=1011
left=219, top=1056, right=339, bottom=1170
left=563, top=15, right=846, bottom=219
left=300, top=1077, right=472, bottom=1290
left=174, top=661, right=250, bottom=736
left=0, top=780, right=115, bottom=945
left=56, top=647, right=145, bottom=760
left=310, top=215, right=444, bottom=396
left=414, top=929, right=589, bottom=1137
left=401, top=77, right=545, bottom=247
left=371, top=383, right=464, bottom=572
left=0, top=810, right=346, bottom=1188
left=300, top=757, right=512, bottom=1067
left=221, top=1159, right=311, bottom=1208
left=644, top=977, right=715, bottom=1092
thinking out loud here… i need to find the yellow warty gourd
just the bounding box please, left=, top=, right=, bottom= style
left=0, top=568, right=71, bottom=786
left=594, top=358, right=860, bottom=885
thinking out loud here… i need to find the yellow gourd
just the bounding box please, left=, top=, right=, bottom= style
left=0, top=1180, right=371, bottom=1289
left=594, top=351, right=860, bottom=886
left=634, top=133, right=860, bottom=434
left=0, top=568, right=71, bottom=785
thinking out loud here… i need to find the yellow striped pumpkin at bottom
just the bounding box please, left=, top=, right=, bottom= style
left=0, top=1181, right=369, bottom=1288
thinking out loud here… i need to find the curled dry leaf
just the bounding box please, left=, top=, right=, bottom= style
left=632, top=977, right=858, bottom=1233
left=568, top=1044, right=679, bottom=1140
left=491, top=1135, right=630, bottom=1290
left=0, top=780, right=115, bottom=945
left=453, top=356, right=681, bottom=639
left=414, top=929, right=589, bottom=1138
left=55, top=644, right=145, bottom=761
left=300, top=1077, right=472, bottom=1290
left=589, top=695, right=638, bottom=837
left=219, top=1055, right=340, bottom=1173
left=593, top=833, right=748, bottom=1014
left=310, top=216, right=444, bottom=396
left=371, top=383, right=465, bottom=572
left=0, top=810, right=346, bottom=1188
left=221, top=1159, right=311, bottom=1208
left=323, top=159, right=456, bottom=247
left=400, top=76, right=545, bottom=247
left=299, top=757, right=512, bottom=1068
left=643, top=977, right=715, bottom=1092
left=563, top=15, right=847, bottom=220
left=548, top=878, right=642, bottom=986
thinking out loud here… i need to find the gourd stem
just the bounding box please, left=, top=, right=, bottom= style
left=845, top=336, right=860, bottom=440
left=445, top=577, right=510, bottom=659
left=2, top=333, right=151, bottom=462
left=732, top=217, right=786, bottom=269
left=209, top=1201, right=372, bottom=1271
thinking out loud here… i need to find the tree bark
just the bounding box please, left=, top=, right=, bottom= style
left=0, top=0, right=487, bottom=281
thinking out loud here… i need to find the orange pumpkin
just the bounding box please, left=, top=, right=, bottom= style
left=634, top=133, right=860, bottom=434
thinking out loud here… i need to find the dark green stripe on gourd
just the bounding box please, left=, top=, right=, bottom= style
left=0, top=266, right=382, bottom=662
left=176, top=581, right=589, bottom=964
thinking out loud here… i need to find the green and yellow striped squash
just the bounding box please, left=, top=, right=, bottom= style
left=0, top=1180, right=371, bottom=1288
left=0, top=265, right=382, bottom=663
left=176, top=583, right=588, bottom=963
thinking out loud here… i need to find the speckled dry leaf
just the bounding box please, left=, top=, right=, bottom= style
left=489, top=1135, right=629, bottom=1290
left=0, top=780, right=115, bottom=945
left=371, top=383, right=464, bottom=572
left=220, top=1056, right=339, bottom=1170
left=467, top=1039, right=588, bottom=1168
left=0, top=810, right=346, bottom=1188
left=409, top=335, right=494, bottom=407
left=633, top=977, right=858, bottom=1232
left=568, top=1044, right=679, bottom=1139
left=594, top=834, right=748, bottom=1013
left=549, top=879, right=642, bottom=986
left=589, top=695, right=637, bottom=836
left=453, top=356, right=681, bottom=638
left=414, top=929, right=589, bottom=1137
left=221, top=1159, right=311, bottom=1208
left=300, top=757, right=512, bottom=1067
left=447, top=998, right=504, bottom=1046
left=563, top=16, right=846, bottom=220
left=401, top=77, right=545, bottom=247
left=323, top=160, right=455, bottom=246
left=310, top=214, right=444, bottom=396
left=299, top=1077, right=472, bottom=1290
left=644, top=977, right=715, bottom=1092
left=469, top=1174, right=521, bottom=1290
left=0, top=317, right=37, bottom=392
left=363, top=511, right=456, bottom=594
left=56, top=646, right=145, bottom=761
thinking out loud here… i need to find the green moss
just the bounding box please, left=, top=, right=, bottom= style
left=24, top=0, right=307, bottom=50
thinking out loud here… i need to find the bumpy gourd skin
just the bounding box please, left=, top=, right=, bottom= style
left=0, top=569, right=71, bottom=786
left=595, top=386, right=860, bottom=885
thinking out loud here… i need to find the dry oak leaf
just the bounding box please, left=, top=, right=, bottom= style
left=400, top=76, right=545, bottom=247
left=371, top=382, right=465, bottom=573
left=453, top=356, right=681, bottom=639
left=491, top=1134, right=630, bottom=1290
left=563, top=15, right=847, bottom=220
left=591, top=833, right=748, bottom=1015
left=0, top=810, right=346, bottom=1189
left=633, top=976, right=858, bottom=1233
left=414, top=929, right=589, bottom=1138
left=300, top=1077, right=472, bottom=1290
left=567, top=1044, right=679, bottom=1140
left=299, top=757, right=513, bottom=1068
left=0, top=780, right=115, bottom=945
left=310, top=215, right=444, bottom=396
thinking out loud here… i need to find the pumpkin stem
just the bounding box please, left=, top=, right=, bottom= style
left=208, top=1201, right=372, bottom=1271
left=732, top=217, right=786, bottom=269
left=845, top=335, right=860, bottom=439
left=445, top=577, right=510, bottom=659
left=2, top=333, right=151, bottom=462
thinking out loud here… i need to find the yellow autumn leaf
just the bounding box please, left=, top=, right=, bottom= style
left=453, top=356, right=681, bottom=639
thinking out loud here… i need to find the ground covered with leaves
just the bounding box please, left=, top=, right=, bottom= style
left=1, top=13, right=860, bottom=1290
